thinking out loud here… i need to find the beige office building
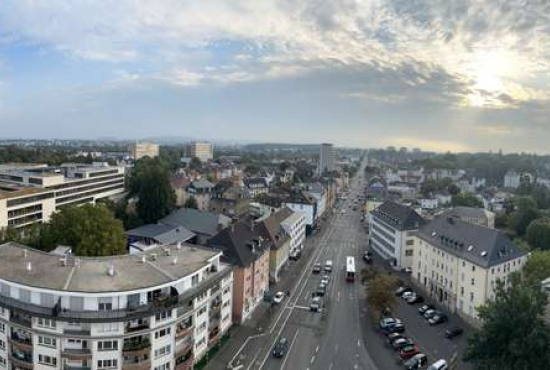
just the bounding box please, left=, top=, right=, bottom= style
left=129, top=143, right=160, bottom=160
left=187, top=142, right=213, bottom=163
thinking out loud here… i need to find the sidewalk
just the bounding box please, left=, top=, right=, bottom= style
left=204, top=216, right=332, bottom=370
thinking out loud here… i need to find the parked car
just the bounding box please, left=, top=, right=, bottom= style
left=396, top=286, right=412, bottom=296
left=402, top=291, right=414, bottom=300
left=403, top=267, right=413, bottom=274
left=273, top=292, right=285, bottom=304
left=423, top=309, right=437, bottom=320
left=404, top=353, right=428, bottom=370
left=312, top=263, right=322, bottom=274
left=272, top=337, right=288, bottom=358
left=427, top=359, right=448, bottom=370
left=310, top=296, right=321, bottom=312
left=289, top=250, right=302, bottom=261
left=379, top=317, right=401, bottom=330
left=383, top=322, right=405, bottom=335
left=429, top=314, right=448, bottom=326
left=321, top=275, right=330, bottom=285
left=324, top=260, right=333, bottom=273
left=418, top=304, right=435, bottom=315
left=392, top=337, right=414, bottom=350
left=445, top=326, right=464, bottom=339
left=399, top=345, right=420, bottom=360
left=317, top=284, right=327, bottom=297
left=363, top=253, right=372, bottom=264
left=387, top=333, right=405, bottom=345
left=406, top=294, right=424, bottom=305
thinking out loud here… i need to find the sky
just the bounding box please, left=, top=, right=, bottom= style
left=0, top=0, right=549, bottom=153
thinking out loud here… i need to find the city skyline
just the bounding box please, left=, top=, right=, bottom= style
left=0, top=1, right=549, bottom=153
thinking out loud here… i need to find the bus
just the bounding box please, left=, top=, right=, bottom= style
left=346, top=256, right=356, bottom=282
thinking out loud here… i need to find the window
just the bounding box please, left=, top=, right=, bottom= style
left=472, top=265, right=476, bottom=272
left=155, top=327, right=171, bottom=339
left=154, top=363, right=171, bottom=370
left=97, top=359, right=118, bottom=369
left=38, top=336, right=57, bottom=348
left=154, top=344, right=171, bottom=358
left=192, top=274, right=199, bottom=286
left=406, top=239, right=414, bottom=246
left=0, top=356, right=5, bottom=366
left=37, top=318, right=56, bottom=329
left=405, top=249, right=413, bottom=257
left=471, top=278, right=475, bottom=286
left=0, top=323, right=4, bottom=333
left=0, top=339, right=4, bottom=350
left=38, top=354, right=57, bottom=367
left=98, top=340, right=118, bottom=351
left=97, top=322, right=119, bottom=333
left=155, top=310, right=171, bottom=322
left=98, top=298, right=113, bottom=311
left=198, top=305, right=207, bottom=316
left=470, top=292, right=474, bottom=302
left=460, top=287, right=464, bottom=296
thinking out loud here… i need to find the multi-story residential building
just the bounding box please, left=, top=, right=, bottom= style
left=368, top=201, right=424, bottom=268
left=441, top=207, right=495, bottom=229
left=128, top=142, right=159, bottom=160
left=0, top=241, right=233, bottom=370
left=318, top=143, right=335, bottom=175
left=208, top=220, right=271, bottom=324
left=186, top=179, right=215, bottom=211
left=305, top=183, right=327, bottom=219
left=283, top=191, right=318, bottom=235
left=127, top=224, right=196, bottom=253
left=504, top=170, right=534, bottom=189
left=412, top=216, right=527, bottom=322
left=243, top=178, right=269, bottom=198
left=0, top=163, right=125, bottom=229
left=160, top=208, right=232, bottom=246
left=186, top=142, right=213, bottom=163
left=209, top=181, right=252, bottom=219
left=280, top=209, right=306, bottom=255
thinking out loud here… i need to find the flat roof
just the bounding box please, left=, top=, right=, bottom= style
left=0, top=242, right=220, bottom=293
left=0, top=184, right=47, bottom=200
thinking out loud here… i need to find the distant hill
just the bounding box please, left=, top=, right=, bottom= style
left=244, top=143, right=320, bottom=152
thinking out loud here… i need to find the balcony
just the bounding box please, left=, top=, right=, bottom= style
left=64, top=366, right=92, bottom=370
left=10, top=351, right=33, bottom=369
left=125, top=319, right=149, bottom=333
left=122, top=337, right=151, bottom=358
left=122, top=360, right=151, bottom=370
left=10, top=334, right=32, bottom=352
left=10, top=313, right=31, bottom=328
left=61, top=348, right=92, bottom=361
left=175, top=321, right=193, bottom=340
left=174, top=349, right=193, bottom=370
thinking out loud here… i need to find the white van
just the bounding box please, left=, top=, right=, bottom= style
left=427, top=359, right=448, bottom=370
left=324, top=260, right=333, bottom=273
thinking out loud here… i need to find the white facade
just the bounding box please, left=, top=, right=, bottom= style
left=283, top=202, right=315, bottom=233
left=281, top=212, right=306, bottom=253
left=0, top=243, right=233, bottom=370
left=420, top=198, right=438, bottom=210
left=369, top=215, right=417, bottom=268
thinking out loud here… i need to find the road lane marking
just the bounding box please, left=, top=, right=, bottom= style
left=357, top=339, right=361, bottom=347
left=281, top=329, right=299, bottom=370
left=315, top=346, right=319, bottom=353
left=310, top=355, right=315, bottom=364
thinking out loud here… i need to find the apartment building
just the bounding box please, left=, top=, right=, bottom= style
left=208, top=220, right=271, bottom=324
left=441, top=207, right=495, bottom=229
left=0, top=242, right=233, bottom=370
left=283, top=192, right=318, bottom=235
left=129, top=143, right=160, bottom=160
left=186, top=179, right=215, bottom=211
left=412, top=216, right=527, bottom=322
left=187, top=142, right=213, bottom=163
left=368, top=201, right=424, bottom=268
left=318, top=143, right=335, bottom=175
left=0, top=163, right=125, bottom=229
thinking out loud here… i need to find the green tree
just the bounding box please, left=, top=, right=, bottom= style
left=526, top=218, right=550, bottom=250
left=420, top=179, right=438, bottom=196
left=522, top=250, right=550, bottom=287
left=184, top=196, right=199, bottom=209
left=465, top=274, right=550, bottom=369
left=532, top=185, right=550, bottom=209
left=366, top=272, right=399, bottom=318
left=189, top=156, right=202, bottom=171
left=448, top=183, right=461, bottom=196
left=137, top=165, right=176, bottom=224
left=43, top=204, right=126, bottom=256
left=451, top=193, right=483, bottom=208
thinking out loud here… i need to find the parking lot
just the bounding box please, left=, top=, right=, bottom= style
left=359, top=252, right=474, bottom=370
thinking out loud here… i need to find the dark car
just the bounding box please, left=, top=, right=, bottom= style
left=445, top=326, right=464, bottom=339
left=428, top=314, right=448, bottom=326
left=289, top=250, right=302, bottom=261
left=406, top=294, right=424, bottom=305
left=383, top=322, right=405, bottom=335
left=363, top=254, right=372, bottom=264
left=399, top=345, right=420, bottom=360
left=272, top=337, right=288, bottom=358
left=404, top=353, right=428, bottom=369
left=395, top=286, right=412, bottom=296
left=317, top=284, right=327, bottom=297
left=312, top=263, right=322, bottom=274
left=423, top=309, right=438, bottom=320
left=392, top=337, right=414, bottom=350
left=418, top=304, right=435, bottom=315
left=387, top=333, right=405, bottom=345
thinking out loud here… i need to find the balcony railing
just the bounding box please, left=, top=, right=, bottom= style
left=10, top=314, right=32, bottom=328
left=61, top=348, right=92, bottom=360
left=123, top=338, right=151, bottom=352
left=64, top=366, right=92, bottom=370
left=10, top=334, right=32, bottom=351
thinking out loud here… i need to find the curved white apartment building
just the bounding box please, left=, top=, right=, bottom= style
left=0, top=242, right=233, bottom=370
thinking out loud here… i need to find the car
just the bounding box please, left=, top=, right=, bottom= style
left=392, top=337, right=414, bottom=350
left=289, top=250, right=302, bottom=261
left=324, top=260, right=333, bottom=273
left=399, top=345, right=420, bottom=360
left=316, top=284, right=327, bottom=296
left=312, top=263, right=322, bottom=274
left=379, top=317, right=400, bottom=329
left=402, top=291, right=414, bottom=300
left=383, top=322, right=405, bottom=335
left=272, top=337, right=288, bottom=358
left=406, top=294, right=424, bottom=305
left=445, top=326, right=464, bottom=339
left=387, top=333, right=405, bottom=345
left=404, top=353, right=428, bottom=370
left=272, top=292, right=285, bottom=304
left=418, top=304, right=435, bottom=315
left=363, top=253, right=372, bottom=264
left=427, top=359, right=448, bottom=370
left=321, top=275, right=330, bottom=285
left=310, top=296, right=321, bottom=312
left=428, top=314, right=448, bottom=326
left=423, top=309, right=437, bottom=320
left=396, top=286, right=412, bottom=296
left=404, top=267, right=413, bottom=274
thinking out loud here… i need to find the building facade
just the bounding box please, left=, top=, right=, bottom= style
left=0, top=242, right=233, bottom=370
left=318, top=143, right=335, bottom=175
left=0, top=163, right=126, bottom=229
left=412, top=216, right=527, bottom=322
left=129, top=143, right=160, bottom=160
left=186, top=143, right=213, bottom=163
left=368, top=201, right=424, bottom=268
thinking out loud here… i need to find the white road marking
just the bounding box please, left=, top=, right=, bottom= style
left=310, top=355, right=315, bottom=364
left=281, top=329, right=299, bottom=370
left=315, top=346, right=319, bottom=353
left=329, top=363, right=333, bottom=370
left=357, top=339, right=361, bottom=347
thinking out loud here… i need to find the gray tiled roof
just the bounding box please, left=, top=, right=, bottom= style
left=442, top=206, right=491, bottom=220
left=417, top=216, right=526, bottom=268
left=160, top=208, right=231, bottom=237
left=371, top=201, right=424, bottom=231
left=126, top=224, right=195, bottom=245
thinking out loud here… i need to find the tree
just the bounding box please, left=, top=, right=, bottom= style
left=532, top=185, right=550, bottom=209
left=43, top=204, right=126, bottom=256
left=465, top=274, right=550, bottom=369
left=526, top=218, right=550, bottom=250
left=522, top=250, right=550, bottom=287
left=184, top=196, right=199, bottom=209
left=420, top=179, right=438, bottom=196
left=189, top=156, right=202, bottom=171
left=451, top=193, right=483, bottom=208
left=366, top=272, right=399, bottom=318
left=137, top=165, right=176, bottom=224
left=448, top=183, right=461, bottom=196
